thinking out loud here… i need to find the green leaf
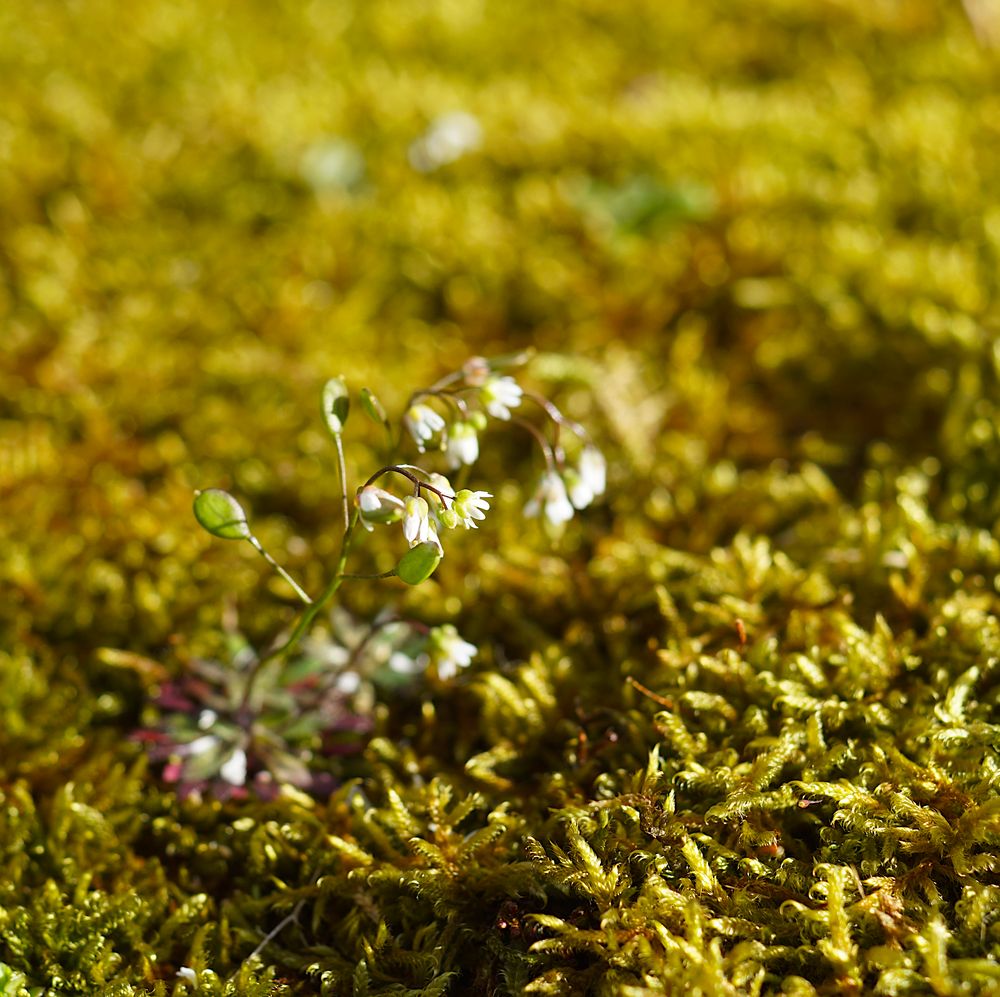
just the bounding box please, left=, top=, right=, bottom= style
left=193, top=489, right=251, bottom=541
left=396, top=542, right=442, bottom=585
left=359, top=387, right=388, bottom=426
left=322, top=376, right=350, bottom=435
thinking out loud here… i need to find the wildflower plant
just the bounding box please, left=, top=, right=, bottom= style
left=139, top=352, right=604, bottom=797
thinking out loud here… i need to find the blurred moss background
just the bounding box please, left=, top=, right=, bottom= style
left=4, top=0, right=1000, bottom=993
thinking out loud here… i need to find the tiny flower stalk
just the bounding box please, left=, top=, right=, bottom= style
left=239, top=506, right=362, bottom=709
left=321, top=377, right=352, bottom=530
left=193, top=489, right=312, bottom=605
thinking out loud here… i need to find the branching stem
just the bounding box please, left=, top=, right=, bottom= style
left=364, top=465, right=456, bottom=506
left=241, top=509, right=361, bottom=708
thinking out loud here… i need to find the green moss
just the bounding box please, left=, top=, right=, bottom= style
left=4, top=0, right=1000, bottom=992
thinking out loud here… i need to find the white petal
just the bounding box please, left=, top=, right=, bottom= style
left=359, top=487, right=381, bottom=512
left=546, top=497, right=575, bottom=524
left=185, top=734, right=218, bottom=757
left=220, top=748, right=248, bottom=786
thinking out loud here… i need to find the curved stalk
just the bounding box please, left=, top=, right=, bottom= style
left=511, top=417, right=559, bottom=469
left=246, top=535, right=313, bottom=606
left=364, top=465, right=456, bottom=505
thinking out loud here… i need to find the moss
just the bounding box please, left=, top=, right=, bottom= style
left=4, top=0, right=1000, bottom=993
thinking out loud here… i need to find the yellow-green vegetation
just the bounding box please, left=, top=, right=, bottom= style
left=4, top=0, right=1000, bottom=993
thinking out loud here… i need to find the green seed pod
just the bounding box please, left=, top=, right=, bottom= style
left=321, top=376, right=350, bottom=435
left=193, top=489, right=251, bottom=541
left=396, top=542, right=442, bottom=585
left=359, top=387, right=388, bottom=426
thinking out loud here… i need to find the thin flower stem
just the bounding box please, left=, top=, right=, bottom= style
left=522, top=391, right=588, bottom=456
left=409, top=388, right=468, bottom=417
left=380, top=421, right=395, bottom=464
left=522, top=391, right=588, bottom=439
left=246, top=536, right=312, bottom=606
left=241, top=509, right=361, bottom=709
left=424, top=369, right=465, bottom=395
left=334, top=432, right=350, bottom=532
left=511, top=417, right=557, bottom=469
left=342, top=615, right=427, bottom=673
left=397, top=365, right=482, bottom=452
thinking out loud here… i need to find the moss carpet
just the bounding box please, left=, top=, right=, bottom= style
left=3, top=1, right=1000, bottom=993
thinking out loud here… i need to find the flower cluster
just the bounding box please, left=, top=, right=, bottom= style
left=357, top=470, right=492, bottom=559
left=524, top=444, right=607, bottom=526
left=402, top=358, right=524, bottom=470
left=399, top=355, right=606, bottom=529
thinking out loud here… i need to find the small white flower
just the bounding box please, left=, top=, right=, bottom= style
left=220, top=747, right=247, bottom=787
left=425, top=517, right=443, bottom=554
left=425, top=472, right=455, bottom=507
left=425, top=473, right=460, bottom=528
left=403, top=495, right=444, bottom=553
left=388, top=651, right=425, bottom=675
left=358, top=487, right=382, bottom=513
left=409, top=111, right=483, bottom=172
left=480, top=375, right=523, bottom=420
left=524, top=471, right=575, bottom=525
left=404, top=404, right=446, bottom=451
left=183, top=734, right=219, bottom=757
left=357, top=485, right=404, bottom=513
left=579, top=445, right=606, bottom=497
left=462, top=356, right=491, bottom=386
left=356, top=485, right=406, bottom=531
left=453, top=489, right=492, bottom=529
left=300, top=138, right=365, bottom=194
left=446, top=420, right=479, bottom=469
left=563, top=468, right=594, bottom=510
left=177, top=967, right=198, bottom=984
left=197, top=709, right=218, bottom=731
left=428, top=624, right=477, bottom=680
left=334, top=670, right=362, bottom=694
left=403, top=495, right=431, bottom=545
